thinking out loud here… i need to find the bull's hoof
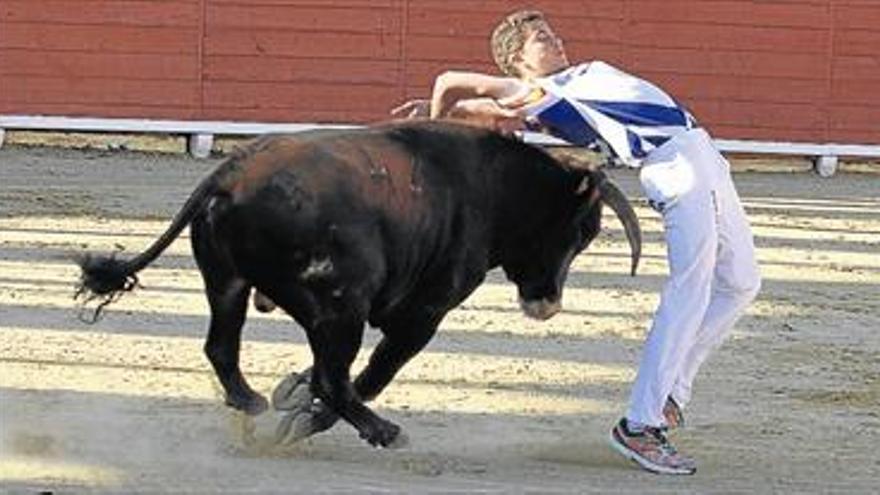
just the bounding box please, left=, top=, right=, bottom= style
left=275, top=410, right=317, bottom=445
left=274, top=403, right=339, bottom=445
left=272, top=368, right=339, bottom=445
left=272, top=369, right=313, bottom=411
left=384, top=430, right=410, bottom=450
left=227, top=392, right=269, bottom=416
left=362, top=420, right=407, bottom=449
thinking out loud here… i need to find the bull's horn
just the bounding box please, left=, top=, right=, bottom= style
left=597, top=177, right=642, bottom=276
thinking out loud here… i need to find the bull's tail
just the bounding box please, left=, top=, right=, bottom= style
left=75, top=159, right=238, bottom=322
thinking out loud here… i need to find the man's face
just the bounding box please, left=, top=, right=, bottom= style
left=514, top=21, right=569, bottom=79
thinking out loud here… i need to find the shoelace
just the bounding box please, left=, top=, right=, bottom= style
left=644, top=426, right=679, bottom=455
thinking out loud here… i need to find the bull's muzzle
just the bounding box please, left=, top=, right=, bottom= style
left=519, top=297, right=562, bottom=321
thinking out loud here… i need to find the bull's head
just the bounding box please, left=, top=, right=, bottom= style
left=502, top=169, right=641, bottom=320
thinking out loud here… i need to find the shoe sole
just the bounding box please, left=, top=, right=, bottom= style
left=608, top=431, right=696, bottom=476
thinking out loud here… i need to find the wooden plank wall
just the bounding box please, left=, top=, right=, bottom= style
left=0, top=0, right=877, bottom=144
left=202, top=0, right=402, bottom=122
left=830, top=1, right=880, bottom=143
left=0, top=0, right=202, bottom=119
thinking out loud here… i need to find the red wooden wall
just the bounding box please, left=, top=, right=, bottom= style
left=1, top=0, right=878, bottom=143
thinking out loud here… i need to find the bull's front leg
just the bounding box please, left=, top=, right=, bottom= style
left=273, top=313, right=440, bottom=445
left=304, top=318, right=404, bottom=448
left=354, top=314, right=441, bottom=401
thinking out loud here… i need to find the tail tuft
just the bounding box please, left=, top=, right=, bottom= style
left=74, top=253, right=140, bottom=322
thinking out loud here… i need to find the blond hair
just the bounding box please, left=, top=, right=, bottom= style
left=490, top=10, right=546, bottom=77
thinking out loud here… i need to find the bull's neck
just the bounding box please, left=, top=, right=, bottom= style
left=486, top=153, right=575, bottom=263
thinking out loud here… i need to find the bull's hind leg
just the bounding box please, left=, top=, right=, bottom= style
left=203, top=279, right=268, bottom=415
left=191, top=216, right=268, bottom=415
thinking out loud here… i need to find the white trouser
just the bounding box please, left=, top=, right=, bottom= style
left=626, top=128, right=761, bottom=428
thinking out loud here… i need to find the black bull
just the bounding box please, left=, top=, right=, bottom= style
left=76, top=120, right=641, bottom=448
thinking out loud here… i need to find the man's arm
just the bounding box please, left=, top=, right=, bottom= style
left=429, top=71, right=528, bottom=119
left=390, top=96, right=526, bottom=134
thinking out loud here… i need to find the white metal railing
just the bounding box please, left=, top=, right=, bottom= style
left=2, top=114, right=879, bottom=176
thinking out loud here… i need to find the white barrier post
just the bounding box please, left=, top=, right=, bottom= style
left=814, top=155, right=839, bottom=178
left=188, top=133, right=214, bottom=159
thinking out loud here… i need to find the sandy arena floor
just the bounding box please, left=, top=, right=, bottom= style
left=0, top=142, right=878, bottom=493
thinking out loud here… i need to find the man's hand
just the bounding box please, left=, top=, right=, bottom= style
left=497, top=84, right=544, bottom=109
left=390, top=99, right=430, bottom=119
left=449, top=98, right=527, bottom=135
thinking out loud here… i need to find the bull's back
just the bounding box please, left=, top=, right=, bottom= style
left=208, top=125, right=497, bottom=320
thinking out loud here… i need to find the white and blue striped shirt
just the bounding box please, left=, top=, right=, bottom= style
left=523, top=61, right=698, bottom=167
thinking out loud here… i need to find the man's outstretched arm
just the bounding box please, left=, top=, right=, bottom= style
left=429, top=71, right=528, bottom=118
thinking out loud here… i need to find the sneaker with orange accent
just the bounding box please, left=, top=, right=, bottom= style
left=663, top=396, right=685, bottom=430
left=609, top=418, right=696, bottom=475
